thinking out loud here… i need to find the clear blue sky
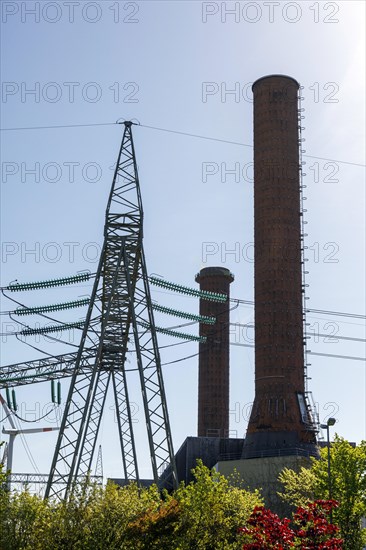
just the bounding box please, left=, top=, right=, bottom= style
left=1, top=1, right=365, bottom=482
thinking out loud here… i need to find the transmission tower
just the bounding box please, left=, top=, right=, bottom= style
left=36, top=121, right=178, bottom=499
left=94, top=445, right=103, bottom=480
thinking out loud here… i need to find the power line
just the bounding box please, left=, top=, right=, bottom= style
left=0, top=122, right=116, bottom=131
left=307, top=351, right=366, bottom=362
left=4, top=300, right=358, bottom=324
left=139, top=124, right=365, bottom=167
left=1, top=293, right=84, bottom=351
left=304, top=315, right=365, bottom=327
left=151, top=290, right=366, bottom=323
left=229, top=323, right=366, bottom=343
left=0, top=121, right=364, bottom=167
left=162, top=351, right=200, bottom=366
left=307, top=308, right=366, bottom=319
left=12, top=413, right=40, bottom=474
left=2, top=291, right=364, bottom=344
left=11, top=406, right=59, bottom=424
left=230, top=298, right=366, bottom=320
left=230, top=342, right=365, bottom=362
left=159, top=343, right=366, bottom=366
left=311, top=334, right=365, bottom=343
left=139, top=123, right=252, bottom=147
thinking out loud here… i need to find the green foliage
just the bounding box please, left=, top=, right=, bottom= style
left=124, top=461, right=263, bottom=549
left=125, top=496, right=182, bottom=549
left=174, top=460, right=263, bottom=549
left=0, top=462, right=262, bottom=550
left=84, top=481, right=163, bottom=549
left=0, top=478, right=161, bottom=550
left=278, top=436, right=366, bottom=550
left=278, top=465, right=318, bottom=507
left=0, top=488, right=53, bottom=550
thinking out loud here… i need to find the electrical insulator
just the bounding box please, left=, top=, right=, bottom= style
left=6, top=387, right=12, bottom=409
left=51, top=380, right=56, bottom=404
left=12, top=389, right=17, bottom=411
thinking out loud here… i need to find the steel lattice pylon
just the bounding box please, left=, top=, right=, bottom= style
left=40, top=122, right=178, bottom=499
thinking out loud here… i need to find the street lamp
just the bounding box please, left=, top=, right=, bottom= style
left=320, top=417, right=336, bottom=523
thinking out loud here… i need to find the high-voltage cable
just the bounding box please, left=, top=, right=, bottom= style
left=0, top=121, right=364, bottom=167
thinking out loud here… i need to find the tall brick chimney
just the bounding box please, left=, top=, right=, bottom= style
left=242, top=75, right=317, bottom=457
left=196, top=267, right=234, bottom=438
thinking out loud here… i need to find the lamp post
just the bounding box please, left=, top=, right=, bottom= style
left=320, top=417, right=336, bottom=523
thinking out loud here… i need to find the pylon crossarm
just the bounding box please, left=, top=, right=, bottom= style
left=0, top=350, right=96, bottom=388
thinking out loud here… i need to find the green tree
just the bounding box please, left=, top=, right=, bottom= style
left=0, top=487, right=53, bottom=550
left=85, top=481, right=163, bottom=549
left=0, top=476, right=164, bottom=550
left=123, top=461, right=263, bottom=549
left=278, top=436, right=366, bottom=550
left=170, top=460, right=263, bottom=549
left=0, top=461, right=262, bottom=549
left=126, top=496, right=182, bottom=549
left=44, top=479, right=163, bottom=550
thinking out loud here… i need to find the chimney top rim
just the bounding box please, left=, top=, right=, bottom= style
left=196, top=267, right=234, bottom=281
left=252, top=74, right=300, bottom=91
